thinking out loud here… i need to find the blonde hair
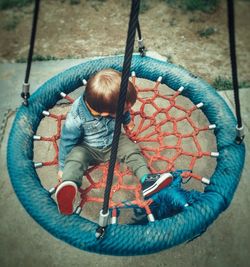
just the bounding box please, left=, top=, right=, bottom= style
left=85, top=69, right=137, bottom=114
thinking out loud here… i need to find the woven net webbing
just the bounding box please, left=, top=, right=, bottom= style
left=34, top=74, right=217, bottom=221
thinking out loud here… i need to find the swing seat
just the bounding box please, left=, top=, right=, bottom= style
left=7, top=55, right=245, bottom=255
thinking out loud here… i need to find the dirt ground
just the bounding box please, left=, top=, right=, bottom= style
left=1, top=2, right=250, bottom=264
left=0, top=0, right=249, bottom=85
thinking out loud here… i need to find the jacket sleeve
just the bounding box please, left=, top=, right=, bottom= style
left=58, top=112, right=82, bottom=171
left=122, top=111, right=131, bottom=125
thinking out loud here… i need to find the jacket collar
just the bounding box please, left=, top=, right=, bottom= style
left=78, top=94, right=101, bottom=121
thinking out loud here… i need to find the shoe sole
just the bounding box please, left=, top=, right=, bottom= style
left=143, top=173, right=173, bottom=197
left=55, top=181, right=77, bottom=215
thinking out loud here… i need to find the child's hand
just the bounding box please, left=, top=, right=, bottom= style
left=58, top=170, right=63, bottom=181
left=123, top=121, right=135, bottom=137
left=124, top=121, right=135, bottom=132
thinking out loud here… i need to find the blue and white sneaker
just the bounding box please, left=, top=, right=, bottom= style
left=141, top=173, right=173, bottom=197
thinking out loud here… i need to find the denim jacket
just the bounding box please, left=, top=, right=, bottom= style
left=58, top=95, right=131, bottom=170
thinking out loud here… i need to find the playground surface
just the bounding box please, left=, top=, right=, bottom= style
left=0, top=58, right=249, bottom=267
left=0, top=0, right=250, bottom=266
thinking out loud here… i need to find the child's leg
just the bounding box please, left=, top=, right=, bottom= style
left=62, top=145, right=95, bottom=187
left=117, top=134, right=149, bottom=178
left=117, top=134, right=173, bottom=197
left=56, top=145, right=99, bottom=215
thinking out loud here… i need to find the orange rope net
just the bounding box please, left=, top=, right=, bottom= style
left=34, top=74, right=217, bottom=216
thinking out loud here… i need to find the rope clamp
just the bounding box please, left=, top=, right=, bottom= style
left=21, top=82, right=30, bottom=106
left=34, top=162, right=43, bottom=168
left=96, top=209, right=109, bottom=239
left=178, top=86, right=184, bottom=93
left=147, top=213, right=155, bottom=222
left=42, top=110, right=50, bottom=116
left=235, top=125, right=245, bottom=144
left=75, top=206, right=82, bottom=215
left=201, top=177, right=210, bottom=185
left=95, top=226, right=106, bottom=239
left=60, top=92, right=67, bottom=98
left=33, top=135, right=41, bottom=140
left=138, top=38, right=146, bottom=57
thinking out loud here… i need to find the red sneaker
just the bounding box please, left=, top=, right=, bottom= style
left=55, top=181, right=78, bottom=215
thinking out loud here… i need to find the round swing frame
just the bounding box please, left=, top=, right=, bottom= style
left=7, top=55, right=245, bottom=255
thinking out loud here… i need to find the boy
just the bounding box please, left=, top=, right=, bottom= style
left=56, top=69, right=173, bottom=215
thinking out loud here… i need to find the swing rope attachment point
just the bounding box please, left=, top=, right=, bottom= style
left=96, top=0, right=141, bottom=238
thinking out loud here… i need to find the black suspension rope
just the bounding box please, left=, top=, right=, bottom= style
left=21, top=0, right=40, bottom=106
left=137, top=20, right=142, bottom=40
left=96, top=0, right=141, bottom=239
left=227, top=0, right=244, bottom=143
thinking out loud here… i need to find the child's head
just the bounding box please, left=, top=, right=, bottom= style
left=85, top=69, right=137, bottom=116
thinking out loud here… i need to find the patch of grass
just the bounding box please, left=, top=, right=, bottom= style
left=165, top=0, right=220, bottom=13
left=163, top=54, right=174, bottom=63
left=213, top=76, right=232, bottom=91
left=16, top=54, right=83, bottom=63
left=169, top=18, right=177, bottom=27
left=240, top=81, right=250, bottom=88
left=60, top=0, right=81, bottom=4
left=16, top=55, right=59, bottom=63
left=0, top=0, right=34, bottom=10
left=140, top=0, right=151, bottom=14
left=32, top=55, right=59, bottom=61
left=213, top=76, right=250, bottom=91
left=184, top=0, right=219, bottom=12
left=189, top=15, right=205, bottom=23
left=65, top=54, right=81, bottom=59
left=16, top=57, right=27, bottom=63
left=86, top=0, right=106, bottom=11
left=114, top=50, right=125, bottom=56
left=197, top=27, right=216, bottom=38
left=70, top=0, right=80, bottom=5
left=3, top=15, right=20, bottom=31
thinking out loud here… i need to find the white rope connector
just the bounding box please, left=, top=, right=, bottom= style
left=178, top=86, right=184, bottom=92
left=209, top=124, right=216, bottom=130
left=34, top=162, right=43, bottom=168
left=42, top=111, right=50, bottom=116
left=95, top=209, right=110, bottom=239
left=111, top=216, right=118, bottom=224
left=22, top=82, right=30, bottom=94
left=82, top=79, right=87, bottom=86
left=98, top=209, right=109, bottom=227
left=201, top=177, right=210, bottom=185
left=33, top=135, right=41, bottom=140
left=235, top=125, right=245, bottom=144
left=138, top=38, right=144, bottom=48
left=184, top=203, right=189, bottom=208
left=157, top=76, right=162, bottom=83
left=48, top=187, right=56, bottom=195
left=211, top=152, right=219, bottom=158
left=236, top=125, right=244, bottom=138
left=110, top=208, right=118, bottom=224
left=60, top=92, right=66, bottom=98
left=196, top=102, right=204, bottom=109
left=131, top=71, right=136, bottom=77
left=147, top=213, right=155, bottom=222
left=75, top=206, right=82, bottom=215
